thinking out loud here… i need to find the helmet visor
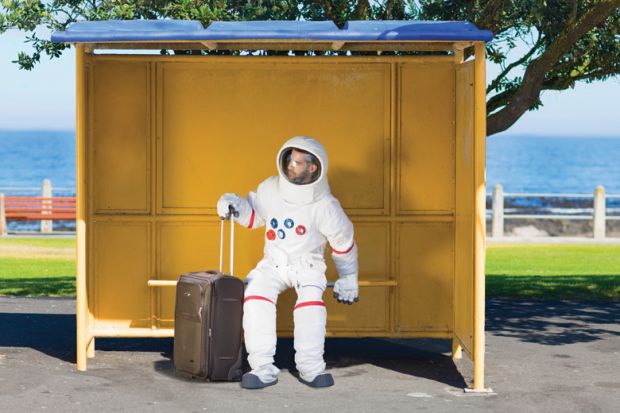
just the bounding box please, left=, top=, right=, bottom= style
left=279, top=147, right=321, bottom=185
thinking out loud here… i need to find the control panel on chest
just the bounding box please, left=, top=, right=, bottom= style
left=264, top=214, right=312, bottom=242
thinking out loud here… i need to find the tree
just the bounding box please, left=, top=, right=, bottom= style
left=2, top=1, right=619, bottom=136
left=415, top=1, right=620, bottom=135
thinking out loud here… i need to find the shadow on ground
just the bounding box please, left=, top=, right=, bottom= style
left=2, top=298, right=619, bottom=387
left=0, top=313, right=76, bottom=362
left=486, top=298, right=620, bottom=345
left=0, top=307, right=467, bottom=387
left=277, top=337, right=467, bottom=388
left=0, top=277, right=75, bottom=296
left=487, top=275, right=620, bottom=300
left=152, top=337, right=467, bottom=388
left=0, top=311, right=173, bottom=363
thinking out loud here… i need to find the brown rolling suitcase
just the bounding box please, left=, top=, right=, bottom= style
left=173, top=215, right=244, bottom=381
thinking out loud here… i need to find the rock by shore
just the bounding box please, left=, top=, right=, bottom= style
left=486, top=218, right=620, bottom=238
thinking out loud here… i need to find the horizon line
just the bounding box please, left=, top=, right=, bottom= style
left=1, top=128, right=619, bottom=140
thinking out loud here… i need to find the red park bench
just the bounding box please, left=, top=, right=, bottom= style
left=0, top=194, right=76, bottom=235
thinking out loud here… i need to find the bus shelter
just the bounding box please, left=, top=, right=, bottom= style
left=52, top=19, right=492, bottom=390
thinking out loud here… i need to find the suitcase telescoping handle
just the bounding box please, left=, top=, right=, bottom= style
left=219, top=206, right=236, bottom=275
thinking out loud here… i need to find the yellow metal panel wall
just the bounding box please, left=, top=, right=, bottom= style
left=327, top=222, right=390, bottom=332
left=157, top=222, right=220, bottom=327
left=91, top=61, right=150, bottom=213
left=399, top=62, right=455, bottom=213
left=158, top=61, right=390, bottom=215
left=397, top=222, right=454, bottom=332
left=454, top=61, right=475, bottom=354
left=85, top=55, right=469, bottom=339
left=92, top=221, right=151, bottom=328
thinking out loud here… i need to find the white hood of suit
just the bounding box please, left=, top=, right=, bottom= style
left=276, top=136, right=330, bottom=205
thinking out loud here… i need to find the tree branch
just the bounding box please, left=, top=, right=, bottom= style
left=385, top=0, right=405, bottom=19
left=487, top=0, right=620, bottom=136
left=487, top=31, right=544, bottom=93
left=475, top=0, right=507, bottom=33
left=487, top=88, right=517, bottom=114
left=543, top=64, right=620, bottom=90
left=353, top=0, right=370, bottom=19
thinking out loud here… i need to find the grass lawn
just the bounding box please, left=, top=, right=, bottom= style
left=486, top=243, right=620, bottom=300
left=0, top=238, right=75, bottom=249
left=0, top=237, right=618, bottom=300
left=0, top=237, right=75, bottom=296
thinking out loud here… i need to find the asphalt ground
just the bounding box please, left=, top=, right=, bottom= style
left=0, top=297, right=618, bottom=413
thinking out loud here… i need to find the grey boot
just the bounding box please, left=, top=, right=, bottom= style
left=241, top=373, right=278, bottom=389
left=240, top=363, right=279, bottom=390
left=298, top=372, right=334, bottom=388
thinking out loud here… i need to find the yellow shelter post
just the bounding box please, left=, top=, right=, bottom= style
left=473, top=42, right=488, bottom=392
left=75, top=45, right=88, bottom=371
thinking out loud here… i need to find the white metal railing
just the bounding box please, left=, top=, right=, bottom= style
left=487, top=184, right=618, bottom=239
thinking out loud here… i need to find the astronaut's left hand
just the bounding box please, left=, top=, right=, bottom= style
left=333, top=273, right=359, bottom=305
left=217, top=193, right=244, bottom=219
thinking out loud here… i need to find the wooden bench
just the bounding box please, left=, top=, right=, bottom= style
left=0, top=194, right=76, bottom=235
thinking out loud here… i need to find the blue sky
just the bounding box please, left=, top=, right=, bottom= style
left=0, top=26, right=618, bottom=136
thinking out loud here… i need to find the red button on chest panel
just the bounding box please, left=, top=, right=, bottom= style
left=295, top=225, right=306, bottom=236
left=266, top=229, right=276, bottom=240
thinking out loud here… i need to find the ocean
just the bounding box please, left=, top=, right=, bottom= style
left=486, top=135, right=620, bottom=194
left=1, top=130, right=619, bottom=230
left=0, top=130, right=75, bottom=193
left=1, top=130, right=619, bottom=194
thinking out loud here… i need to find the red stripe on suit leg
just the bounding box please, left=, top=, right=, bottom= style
left=294, top=301, right=326, bottom=310
left=244, top=295, right=275, bottom=304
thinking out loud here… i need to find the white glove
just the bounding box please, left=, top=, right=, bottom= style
left=333, top=273, right=359, bottom=305
left=217, top=193, right=245, bottom=220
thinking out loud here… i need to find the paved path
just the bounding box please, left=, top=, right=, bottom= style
left=0, top=297, right=619, bottom=412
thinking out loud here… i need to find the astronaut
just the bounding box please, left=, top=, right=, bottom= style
left=217, top=136, right=359, bottom=389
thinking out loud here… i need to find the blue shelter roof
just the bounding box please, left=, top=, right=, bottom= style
left=51, top=19, right=493, bottom=43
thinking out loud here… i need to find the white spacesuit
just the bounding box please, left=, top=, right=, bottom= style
left=217, top=136, right=359, bottom=389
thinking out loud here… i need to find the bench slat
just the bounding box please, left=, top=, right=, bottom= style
left=5, top=196, right=75, bottom=201
left=5, top=201, right=75, bottom=206
left=2, top=195, right=77, bottom=221
left=6, top=214, right=76, bottom=220
left=6, top=209, right=75, bottom=213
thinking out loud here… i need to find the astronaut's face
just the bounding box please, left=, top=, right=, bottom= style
left=286, top=149, right=318, bottom=185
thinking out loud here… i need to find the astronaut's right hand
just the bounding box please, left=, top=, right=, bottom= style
left=333, top=273, right=359, bottom=305
left=217, top=193, right=243, bottom=220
